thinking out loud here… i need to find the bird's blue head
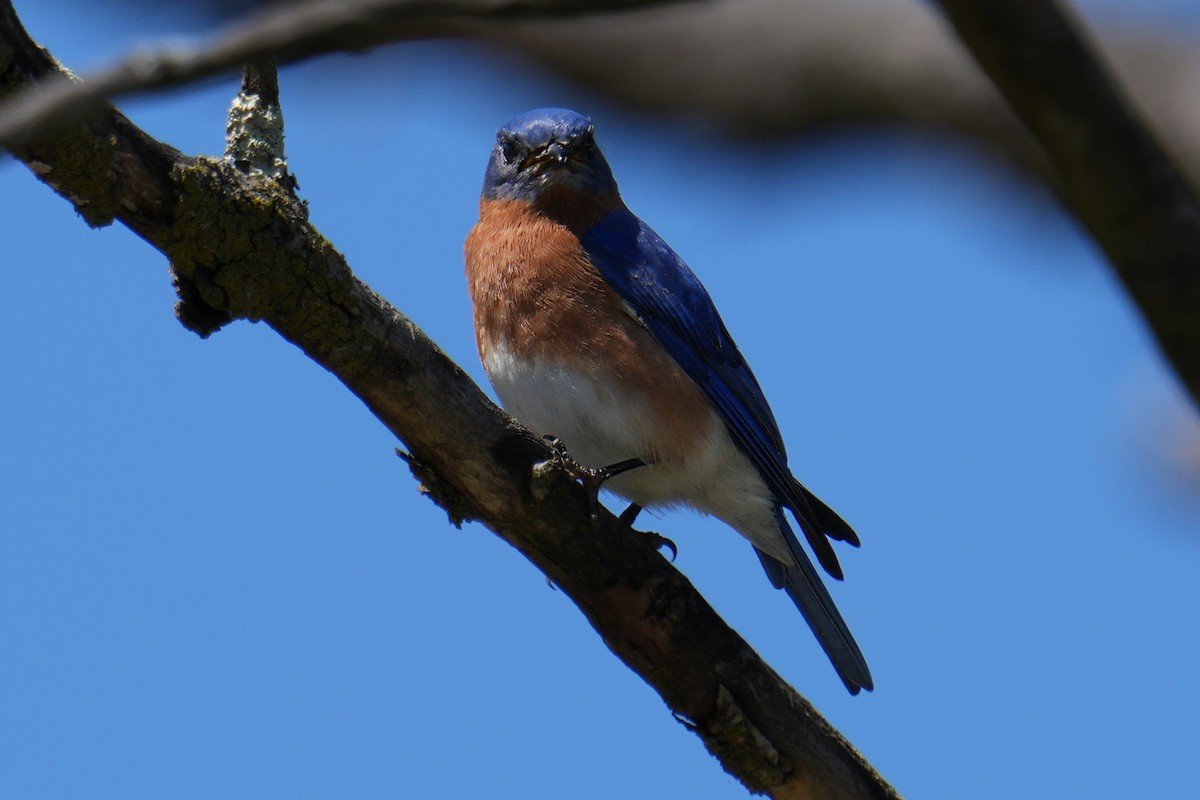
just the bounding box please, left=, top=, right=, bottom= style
left=481, top=108, right=618, bottom=203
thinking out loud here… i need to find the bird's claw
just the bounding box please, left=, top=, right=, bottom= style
left=541, top=437, right=669, bottom=557
left=641, top=530, right=678, bottom=562
left=542, top=435, right=647, bottom=521
left=618, top=502, right=676, bottom=560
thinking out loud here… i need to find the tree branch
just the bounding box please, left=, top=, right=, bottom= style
left=928, top=0, right=1200, bottom=408
left=0, top=4, right=897, bottom=798
left=454, top=1, right=1200, bottom=194
left=0, top=0, right=692, bottom=147
left=12, top=0, right=1200, bottom=183
left=5, top=0, right=1200, bottom=411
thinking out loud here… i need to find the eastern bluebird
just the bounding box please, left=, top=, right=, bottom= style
left=465, top=108, right=872, bottom=694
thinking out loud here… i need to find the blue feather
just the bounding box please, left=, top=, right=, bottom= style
left=581, top=209, right=854, bottom=578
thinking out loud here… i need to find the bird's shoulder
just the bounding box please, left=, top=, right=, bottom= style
left=582, top=209, right=789, bottom=458
left=581, top=209, right=738, bottom=364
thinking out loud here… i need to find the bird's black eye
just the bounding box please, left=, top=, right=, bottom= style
left=499, top=136, right=521, bottom=166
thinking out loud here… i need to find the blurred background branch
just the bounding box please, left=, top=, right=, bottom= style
left=481, top=0, right=1200, bottom=178
left=0, top=0, right=696, bottom=146
left=10, top=0, right=1200, bottom=180
left=5, top=0, right=1200, bottom=407
left=929, top=0, right=1200, bottom=408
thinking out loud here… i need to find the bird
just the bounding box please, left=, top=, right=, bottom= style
left=464, top=108, right=872, bottom=694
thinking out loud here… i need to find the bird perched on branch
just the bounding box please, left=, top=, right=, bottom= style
left=465, top=108, right=872, bottom=694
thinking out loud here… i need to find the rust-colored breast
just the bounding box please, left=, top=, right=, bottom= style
left=466, top=198, right=608, bottom=366
left=464, top=198, right=716, bottom=463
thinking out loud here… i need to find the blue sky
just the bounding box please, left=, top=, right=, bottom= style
left=2, top=1, right=1199, bottom=798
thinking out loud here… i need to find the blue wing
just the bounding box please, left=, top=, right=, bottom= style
left=580, top=209, right=860, bottom=577
left=582, top=209, right=872, bottom=693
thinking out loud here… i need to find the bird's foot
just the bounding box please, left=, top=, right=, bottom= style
left=619, top=502, right=677, bottom=561
left=542, top=436, right=647, bottom=520
left=539, top=438, right=670, bottom=555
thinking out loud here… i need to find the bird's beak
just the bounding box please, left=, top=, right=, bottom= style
left=525, top=141, right=568, bottom=169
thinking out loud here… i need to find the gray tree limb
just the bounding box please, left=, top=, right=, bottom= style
left=0, top=3, right=897, bottom=799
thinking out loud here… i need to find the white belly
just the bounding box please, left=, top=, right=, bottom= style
left=484, top=343, right=789, bottom=561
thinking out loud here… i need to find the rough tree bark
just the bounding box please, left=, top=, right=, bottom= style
left=0, top=3, right=896, bottom=798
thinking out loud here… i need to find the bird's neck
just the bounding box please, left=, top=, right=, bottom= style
left=525, top=185, right=623, bottom=235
